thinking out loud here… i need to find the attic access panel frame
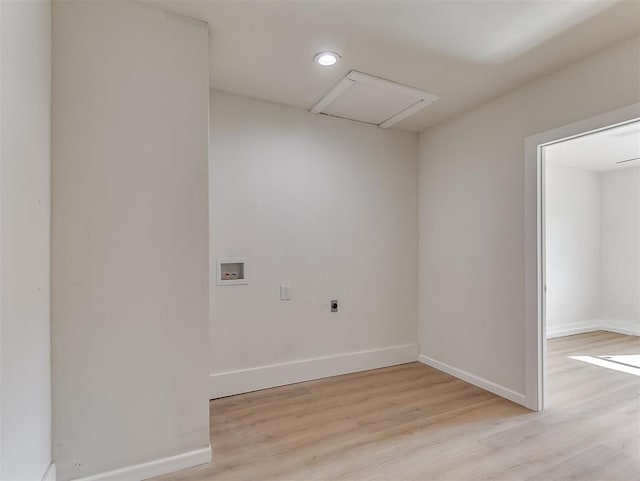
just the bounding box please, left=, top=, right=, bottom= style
left=310, top=71, right=440, bottom=128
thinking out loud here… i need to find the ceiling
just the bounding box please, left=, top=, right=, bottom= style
left=151, top=0, right=640, bottom=132
left=544, top=120, right=640, bottom=172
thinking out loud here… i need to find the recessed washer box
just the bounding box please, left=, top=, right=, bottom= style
left=217, top=257, right=247, bottom=286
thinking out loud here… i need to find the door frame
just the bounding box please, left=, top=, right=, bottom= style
left=523, top=103, right=640, bottom=411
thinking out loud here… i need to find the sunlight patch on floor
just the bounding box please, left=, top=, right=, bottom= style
left=568, top=354, right=640, bottom=376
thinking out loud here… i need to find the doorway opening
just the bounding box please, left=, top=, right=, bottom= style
left=524, top=104, right=640, bottom=411
left=542, top=120, right=639, bottom=408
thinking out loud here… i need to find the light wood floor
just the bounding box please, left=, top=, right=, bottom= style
left=154, top=331, right=640, bottom=481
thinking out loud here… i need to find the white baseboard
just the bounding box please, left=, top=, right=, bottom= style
left=547, top=320, right=639, bottom=339
left=210, top=344, right=419, bottom=399
left=546, top=322, right=601, bottom=339
left=70, top=446, right=211, bottom=481
left=599, top=321, right=640, bottom=337
left=418, top=354, right=527, bottom=407
left=42, top=463, right=56, bottom=481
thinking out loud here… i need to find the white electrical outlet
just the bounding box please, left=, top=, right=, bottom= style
left=280, top=284, right=291, bottom=301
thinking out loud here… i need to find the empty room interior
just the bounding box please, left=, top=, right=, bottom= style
left=542, top=121, right=640, bottom=454
left=1, top=1, right=639, bottom=481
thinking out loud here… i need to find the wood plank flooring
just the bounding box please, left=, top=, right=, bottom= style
left=154, top=331, right=640, bottom=481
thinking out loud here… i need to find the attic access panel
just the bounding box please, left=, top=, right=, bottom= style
left=310, top=71, right=439, bottom=128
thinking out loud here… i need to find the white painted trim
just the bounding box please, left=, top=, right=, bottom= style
left=210, top=344, right=419, bottom=399
left=310, top=70, right=439, bottom=127
left=599, top=322, right=640, bottom=337
left=546, top=322, right=601, bottom=339
left=310, top=77, right=354, bottom=114
left=380, top=100, right=426, bottom=129
left=418, top=354, right=527, bottom=407
left=70, top=446, right=211, bottom=481
left=524, top=102, right=640, bottom=412
left=347, top=71, right=439, bottom=102
left=42, top=463, right=57, bottom=481
left=546, top=321, right=640, bottom=339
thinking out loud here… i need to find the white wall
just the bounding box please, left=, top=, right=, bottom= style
left=52, top=2, right=210, bottom=479
left=545, top=163, right=601, bottom=336
left=544, top=163, right=639, bottom=338
left=0, top=1, right=52, bottom=480
left=601, top=166, right=640, bottom=332
left=418, top=36, right=640, bottom=398
left=209, top=91, right=418, bottom=397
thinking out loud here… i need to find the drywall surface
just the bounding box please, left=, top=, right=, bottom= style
left=418, top=36, right=640, bottom=396
left=601, top=166, right=640, bottom=332
left=209, top=91, right=418, bottom=395
left=0, top=1, right=52, bottom=479
left=545, top=164, right=601, bottom=335
left=52, top=2, right=210, bottom=479
left=544, top=163, right=639, bottom=337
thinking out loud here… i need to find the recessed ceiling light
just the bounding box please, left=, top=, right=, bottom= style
left=314, top=51, right=339, bottom=67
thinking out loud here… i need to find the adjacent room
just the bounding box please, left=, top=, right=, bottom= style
left=1, top=1, right=639, bottom=481
left=545, top=121, right=640, bottom=341
left=543, top=121, right=640, bottom=414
